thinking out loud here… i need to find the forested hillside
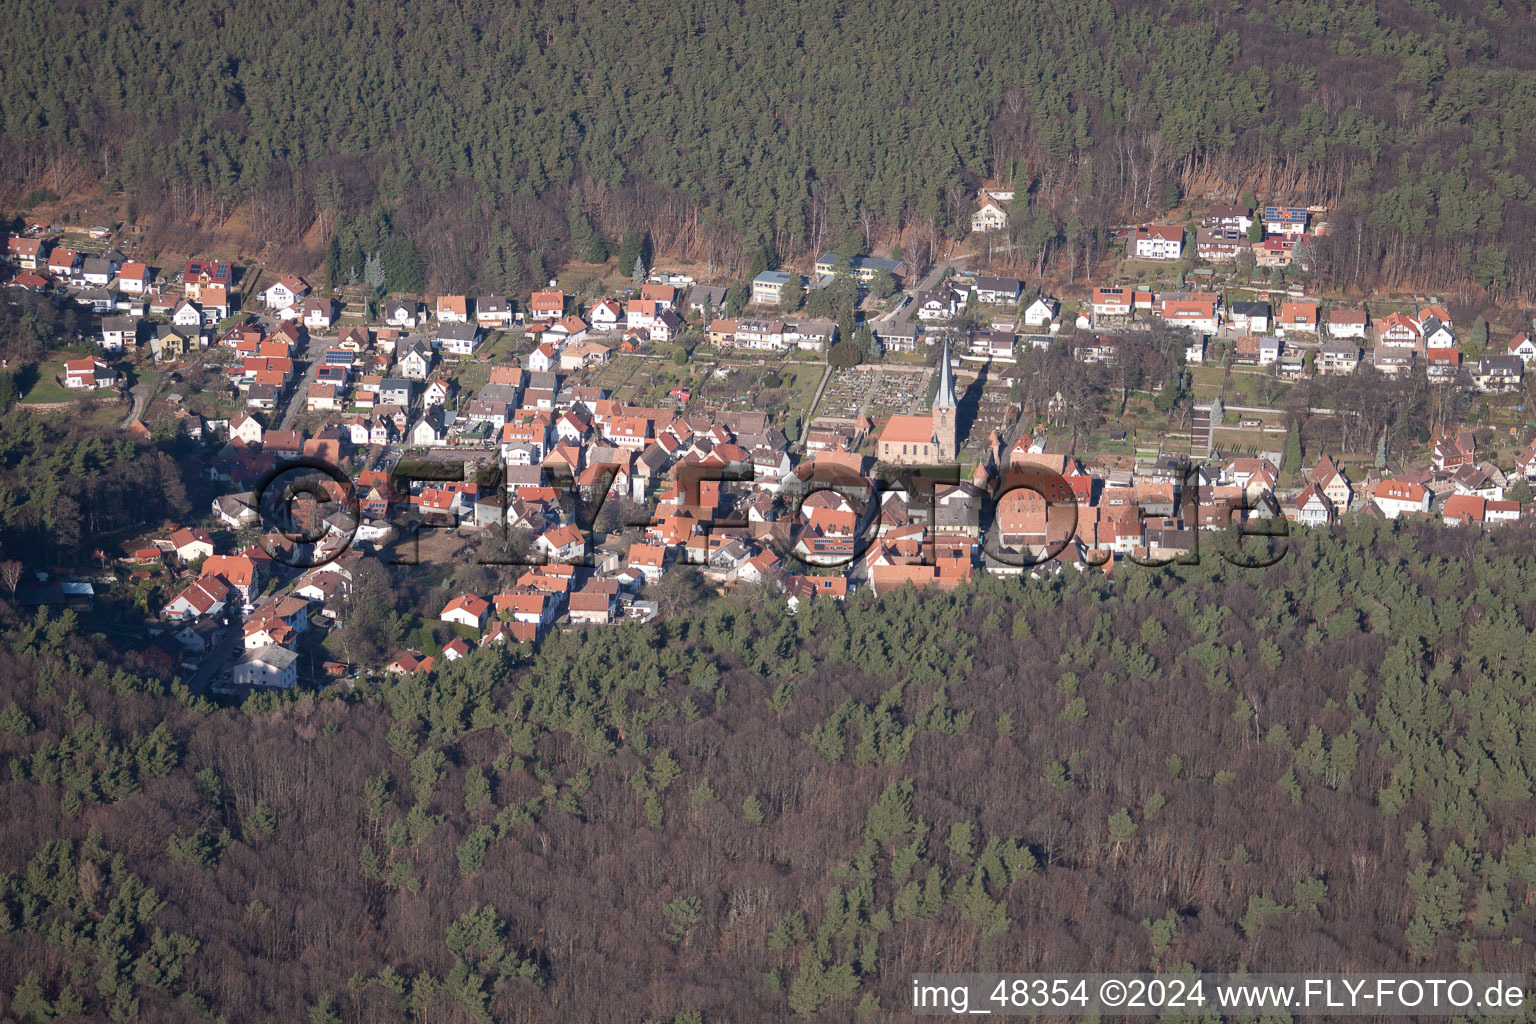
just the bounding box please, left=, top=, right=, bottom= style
left=2, top=523, right=1535, bottom=1021
left=4, top=0, right=1536, bottom=296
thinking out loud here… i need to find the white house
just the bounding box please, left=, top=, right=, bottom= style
left=534, top=524, right=587, bottom=563
left=232, top=646, right=299, bottom=689
left=436, top=295, right=470, bottom=323
left=1507, top=334, right=1536, bottom=364
left=1022, top=296, right=1059, bottom=328
left=1371, top=480, right=1431, bottom=519
left=384, top=299, right=422, bottom=328
left=302, top=297, right=336, bottom=329
left=476, top=295, right=512, bottom=328
left=1327, top=310, right=1368, bottom=339
left=398, top=343, right=433, bottom=380
left=262, top=275, right=309, bottom=309
left=589, top=298, right=623, bottom=332
left=1421, top=317, right=1455, bottom=349
left=171, top=300, right=203, bottom=328
left=101, top=317, right=138, bottom=352
left=439, top=593, right=490, bottom=630
left=1132, top=225, right=1183, bottom=260
left=438, top=322, right=481, bottom=356
left=1291, top=484, right=1332, bottom=526
left=971, top=199, right=1009, bottom=233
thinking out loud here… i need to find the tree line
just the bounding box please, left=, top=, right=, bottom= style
left=5, top=0, right=1536, bottom=298
left=1, top=518, right=1535, bottom=1020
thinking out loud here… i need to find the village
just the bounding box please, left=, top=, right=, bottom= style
left=6, top=195, right=1536, bottom=695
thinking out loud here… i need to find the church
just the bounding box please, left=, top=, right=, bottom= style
left=876, top=340, right=958, bottom=466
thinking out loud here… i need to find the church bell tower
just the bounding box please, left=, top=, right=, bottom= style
left=932, top=338, right=958, bottom=461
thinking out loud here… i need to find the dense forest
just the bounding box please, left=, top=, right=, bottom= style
left=1, top=522, right=1535, bottom=1021
left=5, top=0, right=1536, bottom=297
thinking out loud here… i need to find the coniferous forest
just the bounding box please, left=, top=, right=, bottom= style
left=2, top=522, right=1535, bottom=1021
left=5, top=0, right=1536, bottom=296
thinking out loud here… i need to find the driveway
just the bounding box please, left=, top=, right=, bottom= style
left=121, top=381, right=151, bottom=428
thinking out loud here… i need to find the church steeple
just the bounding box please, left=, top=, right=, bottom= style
left=931, top=339, right=958, bottom=461
left=933, top=338, right=957, bottom=411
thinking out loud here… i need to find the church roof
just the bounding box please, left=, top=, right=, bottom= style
left=933, top=339, right=956, bottom=410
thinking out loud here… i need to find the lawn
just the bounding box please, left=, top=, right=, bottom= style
left=19, top=357, right=80, bottom=404
left=779, top=363, right=826, bottom=429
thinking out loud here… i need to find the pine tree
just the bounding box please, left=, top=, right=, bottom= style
left=778, top=273, right=803, bottom=311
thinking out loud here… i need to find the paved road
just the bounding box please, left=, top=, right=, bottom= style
left=121, top=381, right=150, bottom=428
left=797, top=364, right=833, bottom=447
left=183, top=624, right=241, bottom=695
left=277, top=332, right=319, bottom=431
left=885, top=255, right=975, bottom=327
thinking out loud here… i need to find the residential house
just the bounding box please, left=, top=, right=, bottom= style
left=63, top=357, right=118, bottom=390
left=5, top=235, right=45, bottom=269
left=1507, top=334, right=1536, bottom=365
left=262, top=275, right=309, bottom=309
left=1131, top=224, right=1183, bottom=260
left=789, top=319, right=836, bottom=352
left=1091, top=287, right=1134, bottom=318
left=1290, top=484, right=1332, bottom=526
left=171, top=299, right=203, bottom=328
left=435, top=295, right=469, bottom=323
left=1311, top=456, right=1352, bottom=508
left=440, top=593, right=491, bottom=630
left=1371, top=480, right=1431, bottom=519
left=970, top=199, right=1009, bottom=233
left=1314, top=343, right=1363, bottom=376
left=476, top=295, right=512, bottom=327
left=684, top=285, right=727, bottom=318
left=533, top=524, right=587, bottom=563
left=229, top=413, right=264, bottom=446
left=1377, top=312, right=1421, bottom=348
left=170, top=526, right=215, bottom=564
left=529, top=289, right=565, bottom=321
left=232, top=646, right=299, bottom=689
left=81, top=256, right=116, bottom=287
left=874, top=321, right=919, bottom=352
left=734, top=319, right=787, bottom=350
left=1159, top=296, right=1220, bottom=334
left=1473, top=355, right=1523, bottom=392
left=1252, top=237, right=1297, bottom=266
left=1276, top=301, right=1319, bottom=335
left=438, top=321, right=481, bottom=356
left=1327, top=310, right=1368, bottom=339
left=1203, top=204, right=1254, bottom=232
left=1420, top=316, right=1455, bottom=349
left=1425, top=347, right=1461, bottom=380
left=162, top=575, right=230, bottom=621
left=1195, top=226, right=1245, bottom=260
left=47, top=248, right=81, bottom=278
left=639, top=283, right=677, bottom=310
left=914, top=288, right=963, bottom=322
left=301, top=297, right=336, bottom=329
left=100, top=316, right=138, bottom=352
left=589, top=298, right=624, bottom=331
left=202, top=554, right=260, bottom=602
left=972, top=276, right=1021, bottom=306
left=384, top=299, right=422, bottom=328
left=182, top=259, right=233, bottom=302
left=1022, top=295, right=1059, bottom=328
left=398, top=341, right=433, bottom=380
left=1228, top=301, right=1271, bottom=333
left=1263, top=206, right=1308, bottom=235
left=547, top=314, right=590, bottom=346
left=118, top=261, right=151, bottom=294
